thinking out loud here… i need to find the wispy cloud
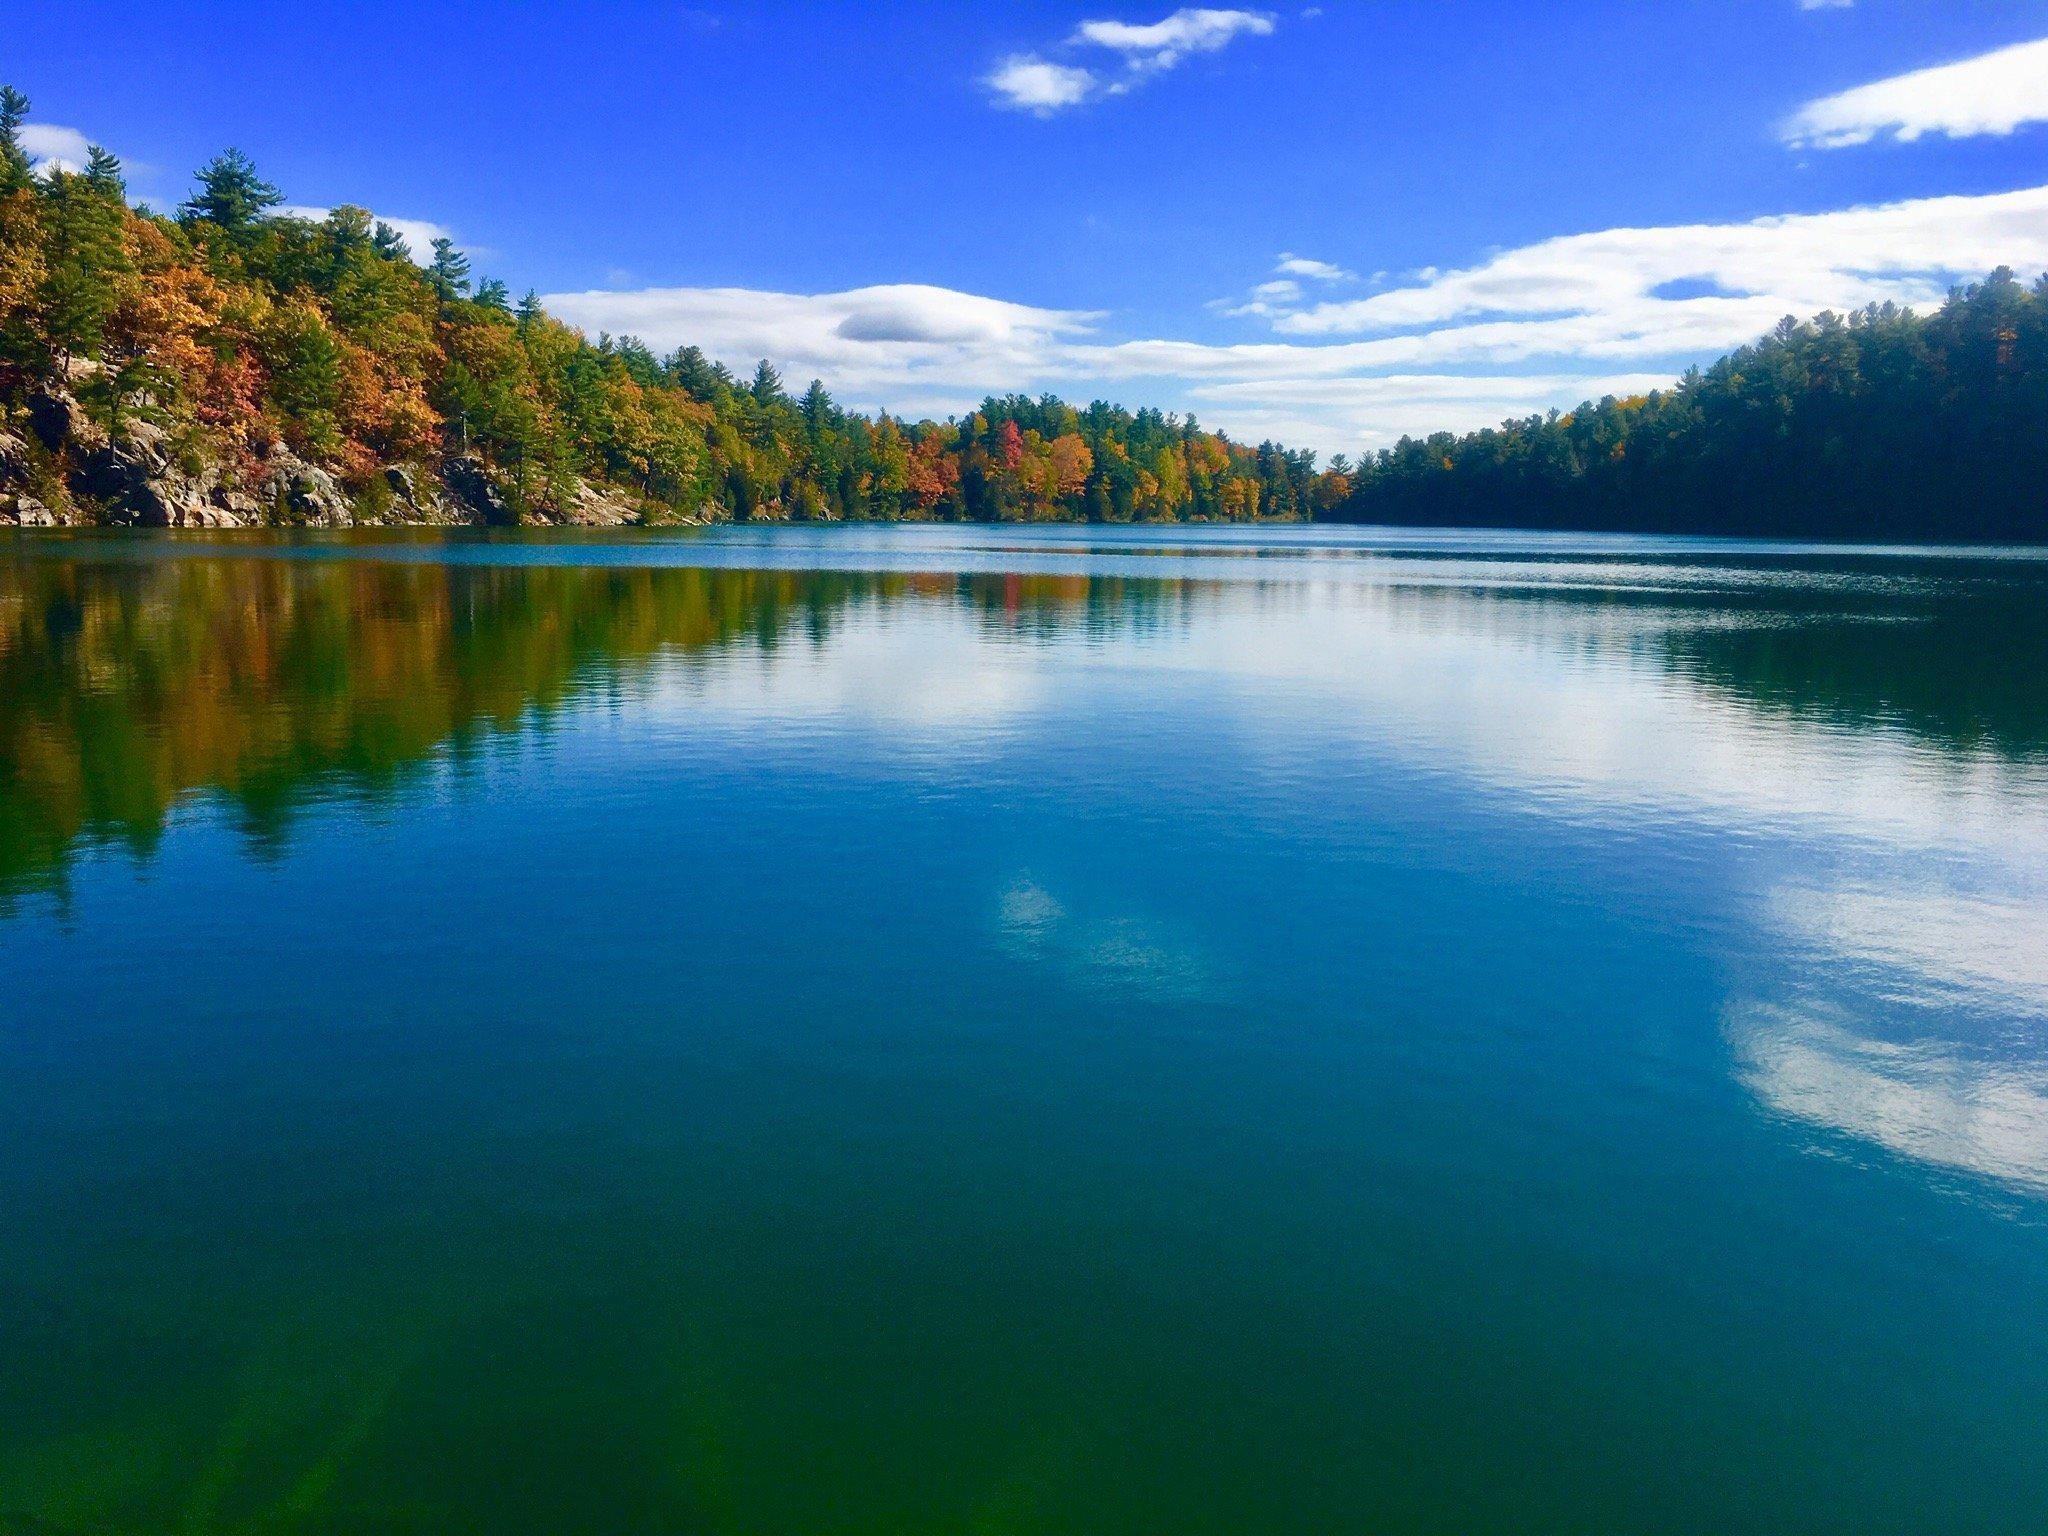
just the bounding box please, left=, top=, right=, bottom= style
left=1216, top=251, right=1355, bottom=315
left=986, top=8, right=1276, bottom=114
left=1782, top=36, right=2048, bottom=147
left=545, top=184, right=2048, bottom=454
left=1271, top=184, right=2048, bottom=352
left=1074, top=7, right=1276, bottom=72
left=1274, top=253, right=1354, bottom=282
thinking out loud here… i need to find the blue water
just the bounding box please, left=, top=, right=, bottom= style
left=3, top=527, right=2047, bottom=1534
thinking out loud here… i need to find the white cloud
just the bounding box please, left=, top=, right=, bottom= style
left=1783, top=36, right=2048, bottom=148
left=1274, top=253, right=1354, bottom=282
left=1075, top=7, right=1276, bottom=72
left=20, top=123, right=92, bottom=175
left=538, top=280, right=1104, bottom=401
left=282, top=206, right=457, bottom=266
left=1182, top=371, right=1677, bottom=450
left=986, top=55, right=1099, bottom=114
left=545, top=183, right=2048, bottom=455
left=985, top=8, right=1276, bottom=113
left=1273, top=183, right=2048, bottom=351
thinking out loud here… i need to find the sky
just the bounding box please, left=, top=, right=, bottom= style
left=12, top=0, right=2048, bottom=455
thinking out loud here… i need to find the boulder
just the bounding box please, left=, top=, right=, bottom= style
left=212, top=486, right=264, bottom=524
left=378, top=462, right=458, bottom=524
left=70, top=419, right=207, bottom=527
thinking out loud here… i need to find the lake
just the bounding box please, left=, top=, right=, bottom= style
left=4, top=525, right=2047, bottom=1535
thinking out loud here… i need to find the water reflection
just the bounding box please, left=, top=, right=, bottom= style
left=9, top=537, right=2047, bottom=1194
left=7, top=531, right=2048, bottom=1532
left=0, top=554, right=1193, bottom=899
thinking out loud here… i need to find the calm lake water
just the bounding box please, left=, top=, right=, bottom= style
left=4, top=525, right=2048, bottom=1535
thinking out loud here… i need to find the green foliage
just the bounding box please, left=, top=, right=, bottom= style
left=0, top=85, right=31, bottom=195
left=34, top=162, right=130, bottom=365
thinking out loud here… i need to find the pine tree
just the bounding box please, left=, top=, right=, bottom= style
left=426, top=237, right=471, bottom=302
left=0, top=85, right=32, bottom=194
left=474, top=277, right=511, bottom=312
left=751, top=358, right=785, bottom=406
left=179, top=148, right=283, bottom=236
left=82, top=145, right=124, bottom=198
left=38, top=163, right=133, bottom=367
left=800, top=378, right=835, bottom=438
left=371, top=220, right=412, bottom=262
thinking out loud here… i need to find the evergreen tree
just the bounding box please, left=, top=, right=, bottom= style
left=371, top=220, right=412, bottom=262
left=800, top=378, right=836, bottom=438
left=426, top=237, right=472, bottom=302
left=474, top=277, right=511, bottom=312
left=82, top=145, right=124, bottom=198
left=37, top=166, right=131, bottom=366
left=751, top=358, right=786, bottom=406
left=178, top=148, right=283, bottom=236
left=0, top=85, right=30, bottom=194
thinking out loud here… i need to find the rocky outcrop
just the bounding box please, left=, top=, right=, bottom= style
left=255, top=443, right=351, bottom=527
left=380, top=463, right=461, bottom=525
left=69, top=417, right=246, bottom=527
left=0, top=429, right=67, bottom=525
left=443, top=454, right=514, bottom=525
left=0, top=494, right=62, bottom=526
left=5, top=383, right=677, bottom=531
left=561, top=479, right=641, bottom=527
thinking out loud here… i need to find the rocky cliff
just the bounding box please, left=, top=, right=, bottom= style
left=0, top=374, right=670, bottom=531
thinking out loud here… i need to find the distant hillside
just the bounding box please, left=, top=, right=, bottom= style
left=1328, top=271, right=2048, bottom=542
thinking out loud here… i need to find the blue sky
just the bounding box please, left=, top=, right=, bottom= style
left=14, top=1, right=2048, bottom=453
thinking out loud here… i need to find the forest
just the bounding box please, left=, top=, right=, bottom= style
left=1, top=87, right=2042, bottom=538
left=1330, top=270, right=2048, bottom=542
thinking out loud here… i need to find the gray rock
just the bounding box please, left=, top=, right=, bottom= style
left=69, top=419, right=203, bottom=527
left=1, top=494, right=61, bottom=527
left=0, top=429, right=28, bottom=487
left=258, top=449, right=353, bottom=527
left=563, top=479, right=640, bottom=527
left=213, top=486, right=264, bottom=523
